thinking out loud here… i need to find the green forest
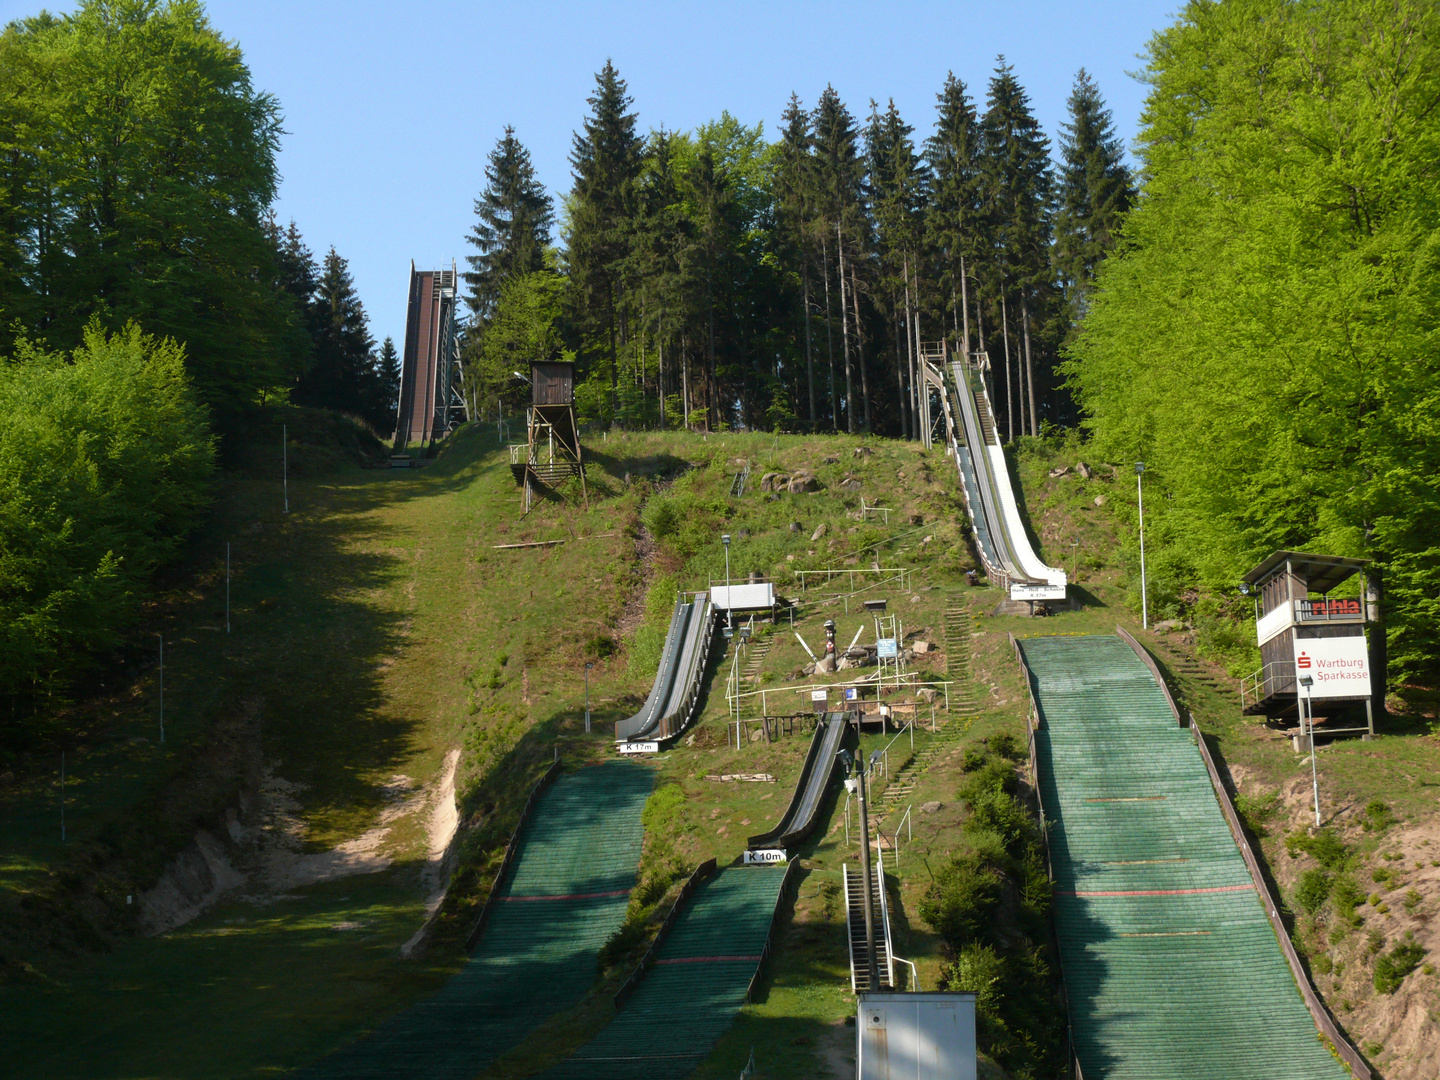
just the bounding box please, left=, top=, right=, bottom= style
left=1, top=0, right=1438, bottom=732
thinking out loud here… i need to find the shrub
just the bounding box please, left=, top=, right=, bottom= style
left=1374, top=943, right=1426, bottom=994
left=1331, top=875, right=1365, bottom=925
left=1362, top=799, right=1395, bottom=833
left=1234, top=792, right=1280, bottom=837
left=0, top=322, right=214, bottom=719
left=1287, top=828, right=1349, bottom=870
left=918, top=853, right=1003, bottom=945
left=1295, top=869, right=1333, bottom=913
left=988, top=732, right=1024, bottom=761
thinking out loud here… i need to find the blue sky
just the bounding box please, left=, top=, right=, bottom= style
left=7, top=0, right=1182, bottom=349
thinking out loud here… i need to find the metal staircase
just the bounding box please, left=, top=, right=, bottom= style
left=843, top=862, right=895, bottom=991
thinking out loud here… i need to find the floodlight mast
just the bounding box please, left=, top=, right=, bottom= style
left=722, top=534, right=733, bottom=631
left=1135, top=462, right=1148, bottom=629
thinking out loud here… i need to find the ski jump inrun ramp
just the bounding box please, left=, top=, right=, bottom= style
left=930, top=349, right=1066, bottom=601
left=615, top=592, right=715, bottom=745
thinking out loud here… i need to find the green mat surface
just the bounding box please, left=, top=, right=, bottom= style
left=1020, top=635, right=1348, bottom=1080
left=299, top=759, right=653, bottom=1079
left=537, top=865, right=788, bottom=1080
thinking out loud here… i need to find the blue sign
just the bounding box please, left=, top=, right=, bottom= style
left=877, top=638, right=899, bottom=659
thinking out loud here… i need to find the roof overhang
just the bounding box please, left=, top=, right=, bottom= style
left=1242, top=550, right=1369, bottom=594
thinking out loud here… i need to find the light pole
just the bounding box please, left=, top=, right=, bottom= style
left=584, top=662, right=593, bottom=734
left=722, top=533, right=733, bottom=631
left=1135, top=462, right=1149, bottom=630
left=1300, top=674, right=1321, bottom=827
left=156, top=632, right=165, bottom=744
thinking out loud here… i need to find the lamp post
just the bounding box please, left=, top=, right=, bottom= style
left=156, top=632, right=165, bottom=744
left=1300, top=674, right=1321, bottom=827
left=838, top=748, right=880, bottom=991
left=1135, top=462, right=1149, bottom=630
left=722, top=533, right=733, bottom=631
left=584, top=661, right=593, bottom=733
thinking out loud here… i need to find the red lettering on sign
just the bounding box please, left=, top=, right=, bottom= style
left=1297, top=652, right=1311, bottom=669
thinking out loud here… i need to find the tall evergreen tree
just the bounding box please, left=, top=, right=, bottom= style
left=866, top=99, right=927, bottom=439
left=773, top=94, right=819, bottom=427
left=292, top=247, right=377, bottom=420
left=463, top=126, right=554, bottom=321
left=926, top=74, right=985, bottom=355
left=568, top=60, right=644, bottom=414
left=1054, top=69, right=1133, bottom=328
left=980, top=59, right=1053, bottom=438
left=375, top=335, right=400, bottom=433
left=812, top=86, right=866, bottom=431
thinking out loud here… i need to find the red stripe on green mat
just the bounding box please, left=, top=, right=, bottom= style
left=655, top=954, right=764, bottom=964
left=504, top=890, right=630, bottom=902
left=1066, top=884, right=1254, bottom=897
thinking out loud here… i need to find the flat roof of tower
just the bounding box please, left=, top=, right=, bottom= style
left=1242, top=549, right=1369, bottom=594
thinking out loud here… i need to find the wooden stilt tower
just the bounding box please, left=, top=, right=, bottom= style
left=509, top=361, right=587, bottom=513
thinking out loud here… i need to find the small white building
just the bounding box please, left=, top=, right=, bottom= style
left=857, top=992, right=976, bottom=1080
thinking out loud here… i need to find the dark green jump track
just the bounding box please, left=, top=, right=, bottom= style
left=298, top=759, right=653, bottom=1079
left=1020, top=635, right=1347, bottom=1080
left=537, top=865, right=788, bottom=1080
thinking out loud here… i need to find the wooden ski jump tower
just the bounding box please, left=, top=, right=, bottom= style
left=393, top=262, right=463, bottom=452
left=509, top=361, right=587, bottom=513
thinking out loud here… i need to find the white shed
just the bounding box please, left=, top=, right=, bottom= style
left=856, top=992, right=976, bottom=1080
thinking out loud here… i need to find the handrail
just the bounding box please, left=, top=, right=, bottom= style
left=464, top=758, right=563, bottom=951
left=1191, top=716, right=1373, bottom=1078
left=1115, top=625, right=1185, bottom=727
left=613, top=857, right=718, bottom=1009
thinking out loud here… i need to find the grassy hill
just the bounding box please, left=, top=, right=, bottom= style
left=3, top=414, right=1435, bottom=1079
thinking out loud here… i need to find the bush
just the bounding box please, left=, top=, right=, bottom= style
left=1374, top=943, right=1426, bottom=994
left=1363, top=799, right=1395, bottom=833
left=1331, top=875, right=1365, bottom=925
left=988, top=732, right=1024, bottom=761
left=919, top=852, right=1003, bottom=945
left=0, top=322, right=214, bottom=720
left=1287, top=828, right=1349, bottom=870
left=1295, top=869, right=1332, bottom=913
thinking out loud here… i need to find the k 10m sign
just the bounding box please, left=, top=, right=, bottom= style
left=1295, top=635, right=1371, bottom=700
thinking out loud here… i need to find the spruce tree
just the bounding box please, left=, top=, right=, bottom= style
left=1054, top=69, right=1133, bottom=327
left=812, top=86, right=866, bottom=431
left=774, top=94, right=819, bottom=426
left=375, top=336, right=401, bottom=434
left=463, top=126, right=554, bottom=322
left=926, top=74, right=984, bottom=354
left=292, top=247, right=376, bottom=419
left=568, top=60, right=644, bottom=413
left=980, top=59, right=1053, bottom=438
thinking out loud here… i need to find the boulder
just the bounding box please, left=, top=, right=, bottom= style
left=853, top=446, right=873, bottom=458
left=810, top=522, right=827, bottom=542
left=835, top=655, right=854, bottom=671
left=912, top=640, right=930, bottom=654
left=839, top=477, right=862, bottom=491
left=789, top=521, right=803, bottom=533
left=816, top=655, right=837, bottom=673
left=822, top=454, right=840, bottom=465
left=1048, top=465, right=1072, bottom=479
left=910, top=593, right=923, bottom=604
left=1076, top=461, right=1093, bottom=480
left=788, top=469, right=822, bottom=494
left=1154, top=619, right=1187, bottom=633
left=920, top=800, right=943, bottom=814
left=1093, top=494, right=1108, bottom=507
left=759, top=471, right=788, bottom=493
left=917, top=687, right=938, bottom=703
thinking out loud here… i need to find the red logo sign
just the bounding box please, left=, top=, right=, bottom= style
left=1297, top=652, right=1312, bottom=669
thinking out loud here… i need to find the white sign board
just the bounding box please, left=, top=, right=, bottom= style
left=810, top=690, right=829, bottom=702
left=1295, top=635, right=1371, bottom=700
left=617, top=741, right=660, bottom=754
left=711, top=583, right=775, bottom=611
left=744, top=848, right=787, bottom=865
left=1010, top=582, right=1067, bottom=601
left=877, top=638, right=899, bottom=659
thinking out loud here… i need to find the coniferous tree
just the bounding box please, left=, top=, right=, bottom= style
left=866, top=99, right=927, bottom=439
left=774, top=95, right=819, bottom=427
left=980, top=59, right=1053, bottom=438
left=812, top=86, right=866, bottom=431
left=292, top=247, right=377, bottom=419
left=926, top=74, right=985, bottom=355
left=375, top=336, right=401, bottom=433
left=568, top=61, right=644, bottom=415
left=633, top=128, right=693, bottom=427
left=1054, top=69, right=1133, bottom=329
left=463, top=126, right=554, bottom=322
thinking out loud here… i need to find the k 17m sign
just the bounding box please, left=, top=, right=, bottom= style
left=1295, top=635, right=1371, bottom=700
